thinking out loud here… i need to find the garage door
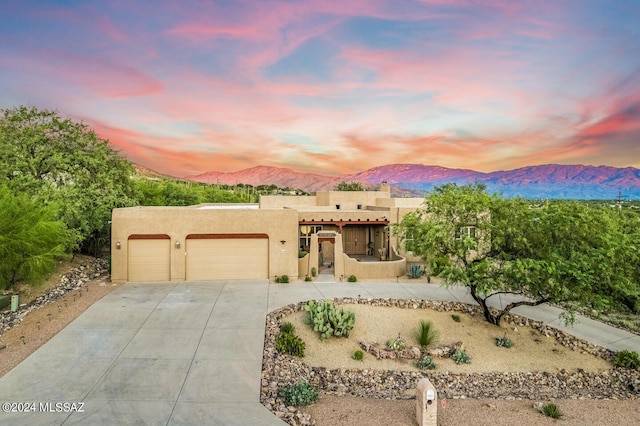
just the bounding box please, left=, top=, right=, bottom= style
left=128, top=235, right=171, bottom=282
left=186, top=235, right=268, bottom=280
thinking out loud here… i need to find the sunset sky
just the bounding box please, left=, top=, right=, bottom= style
left=1, top=0, right=639, bottom=177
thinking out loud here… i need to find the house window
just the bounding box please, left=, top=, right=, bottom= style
left=299, top=225, right=323, bottom=251
left=457, top=226, right=476, bottom=240
left=357, top=204, right=362, bottom=209
left=336, top=204, right=341, bottom=209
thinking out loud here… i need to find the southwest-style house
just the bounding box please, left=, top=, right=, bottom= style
left=110, top=183, right=424, bottom=283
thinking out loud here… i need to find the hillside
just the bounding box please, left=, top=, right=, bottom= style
left=184, top=163, right=640, bottom=199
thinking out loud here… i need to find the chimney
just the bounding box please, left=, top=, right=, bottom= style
left=380, top=181, right=390, bottom=192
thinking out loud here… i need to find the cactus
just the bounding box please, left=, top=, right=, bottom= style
left=303, top=300, right=356, bottom=340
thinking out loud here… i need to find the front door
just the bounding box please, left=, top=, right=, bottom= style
left=343, top=226, right=367, bottom=255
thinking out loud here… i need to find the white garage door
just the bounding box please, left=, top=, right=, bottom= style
left=127, top=236, right=171, bottom=282
left=186, top=236, right=268, bottom=280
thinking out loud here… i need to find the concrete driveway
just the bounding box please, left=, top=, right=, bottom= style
left=0, top=280, right=639, bottom=425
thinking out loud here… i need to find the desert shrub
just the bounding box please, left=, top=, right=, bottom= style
left=352, top=349, right=364, bottom=361
left=413, top=320, right=439, bottom=347
left=386, top=334, right=406, bottom=350
left=415, top=355, right=437, bottom=370
left=347, top=274, right=357, bottom=282
left=280, top=322, right=295, bottom=334
left=614, top=350, right=640, bottom=369
left=451, top=348, right=472, bottom=364
left=304, top=275, right=312, bottom=282
left=539, top=403, right=563, bottom=419
left=275, top=274, right=289, bottom=283
left=408, top=264, right=424, bottom=279
left=495, top=335, right=514, bottom=348
left=281, top=381, right=318, bottom=406
left=304, top=300, right=356, bottom=340
left=275, top=331, right=305, bottom=357
left=451, top=314, right=461, bottom=322
left=311, top=267, right=317, bottom=277
left=298, top=250, right=308, bottom=258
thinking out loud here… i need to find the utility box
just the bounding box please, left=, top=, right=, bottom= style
left=10, top=295, right=19, bottom=312
left=416, top=378, right=437, bottom=426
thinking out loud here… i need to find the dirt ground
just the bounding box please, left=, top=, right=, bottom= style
left=1, top=267, right=639, bottom=425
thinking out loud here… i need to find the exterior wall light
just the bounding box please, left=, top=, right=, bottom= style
left=115, top=241, right=121, bottom=249
left=175, top=241, right=181, bottom=249
left=280, top=240, right=286, bottom=245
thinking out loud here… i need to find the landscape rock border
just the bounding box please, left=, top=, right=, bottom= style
left=261, top=297, right=640, bottom=426
left=0, top=258, right=109, bottom=336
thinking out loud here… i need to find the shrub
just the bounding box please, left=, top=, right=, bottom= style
left=539, top=402, right=563, bottom=419
left=352, top=349, right=364, bottom=361
left=386, top=334, right=406, bottom=350
left=281, top=381, right=318, bottom=406
left=304, top=275, right=312, bottom=282
left=275, top=331, right=305, bottom=357
left=275, top=274, right=289, bottom=283
left=311, top=267, right=317, bottom=277
left=451, top=348, right=472, bottom=364
left=298, top=250, right=308, bottom=258
left=347, top=275, right=357, bottom=282
left=614, top=350, right=640, bottom=369
left=415, top=355, right=437, bottom=370
left=304, top=300, right=356, bottom=340
left=408, top=264, right=424, bottom=279
left=280, top=322, right=295, bottom=334
left=495, top=335, right=514, bottom=348
left=413, top=320, right=439, bottom=347
left=451, top=314, right=461, bottom=322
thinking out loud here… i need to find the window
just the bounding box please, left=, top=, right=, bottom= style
left=299, top=225, right=323, bottom=251
left=457, top=226, right=476, bottom=240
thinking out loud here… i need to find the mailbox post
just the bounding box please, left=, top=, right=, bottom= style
left=416, top=378, right=437, bottom=426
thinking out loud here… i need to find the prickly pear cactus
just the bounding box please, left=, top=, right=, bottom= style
left=303, top=300, right=356, bottom=340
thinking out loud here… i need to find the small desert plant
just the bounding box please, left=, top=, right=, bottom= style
left=304, top=275, right=312, bottom=282
left=275, top=274, right=289, bottom=283
left=281, top=380, right=318, bottom=406
left=408, top=264, right=424, bottom=279
left=298, top=250, right=308, bottom=258
left=413, top=320, right=439, bottom=347
left=415, top=355, right=437, bottom=370
left=614, top=350, right=640, bottom=369
left=347, top=274, right=357, bottom=282
left=451, top=314, right=461, bottom=322
left=352, top=349, right=364, bottom=361
left=539, top=402, right=563, bottom=419
left=495, top=335, right=514, bottom=348
left=275, top=331, right=305, bottom=357
left=451, top=348, right=472, bottom=365
left=280, top=322, right=295, bottom=334
left=304, top=300, right=356, bottom=340
left=311, top=267, right=317, bottom=277
left=386, top=333, right=406, bottom=350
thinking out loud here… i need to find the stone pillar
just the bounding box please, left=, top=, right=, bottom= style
left=416, top=378, right=437, bottom=426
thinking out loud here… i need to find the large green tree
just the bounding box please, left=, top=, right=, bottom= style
left=396, top=183, right=640, bottom=326
left=0, top=186, right=69, bottom=290
left=0, top=106, right=137, bottom=254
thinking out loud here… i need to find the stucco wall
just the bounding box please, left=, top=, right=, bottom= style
left=111, top=206, right=299, bottom=283
left=342, top=254, right=407, bottom=280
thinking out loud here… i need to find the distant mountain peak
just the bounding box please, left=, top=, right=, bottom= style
left=183, top=163, right=640, bottom=199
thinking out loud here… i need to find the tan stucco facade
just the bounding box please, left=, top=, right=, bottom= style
left=111, top=185, right=425, bottom=283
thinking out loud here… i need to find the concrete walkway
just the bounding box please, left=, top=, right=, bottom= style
left=0, top=280, right=639, bottom=425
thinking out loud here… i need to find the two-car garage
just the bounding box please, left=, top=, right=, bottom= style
left=126, top=234, right=269, bottom=282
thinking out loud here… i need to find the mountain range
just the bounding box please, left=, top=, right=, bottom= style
left=185, top=164, right=640, bottom=200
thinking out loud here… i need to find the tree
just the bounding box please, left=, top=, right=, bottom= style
left=395, top=183, right=639, bottom=326
left=0, top=106, right=137, bottom=254
left=0, top=186, right=69, bottom=290
left=334, top=181, right=365, bottom=191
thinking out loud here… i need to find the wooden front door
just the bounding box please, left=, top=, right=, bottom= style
left=343, top=226, right=367, bottom=255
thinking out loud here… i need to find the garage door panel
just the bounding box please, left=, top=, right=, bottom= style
left=128, top=239, right=171, bottom=282
left=186, top=238, right=268, bottom=280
